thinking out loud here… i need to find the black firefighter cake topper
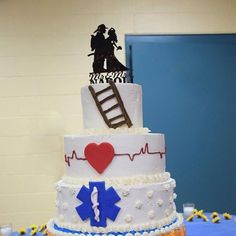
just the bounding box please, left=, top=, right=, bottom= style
left=88, top=24, right=129, bottom=84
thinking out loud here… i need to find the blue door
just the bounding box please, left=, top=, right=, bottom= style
left=126, top=35, right=236, bottom=213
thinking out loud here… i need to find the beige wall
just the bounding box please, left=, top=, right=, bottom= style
left=0, top=0, right=235, bottom=229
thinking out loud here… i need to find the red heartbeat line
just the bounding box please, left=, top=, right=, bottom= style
left=64, top=151, right=86, bottom=167
left=64, top=143, right=166, bottom=167
left=115, top=143, right=166, bottom=161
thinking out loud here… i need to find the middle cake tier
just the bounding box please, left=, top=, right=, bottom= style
left=64, top=133, right=166, bottom=178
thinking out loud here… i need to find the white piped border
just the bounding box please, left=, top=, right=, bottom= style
left=62, top=172, right=171, bottom=187
left=47, top=213, right=184, bottom=236
left=50, top=212, right=177, bottom=234
left=76, top=127, right=150, bottom=136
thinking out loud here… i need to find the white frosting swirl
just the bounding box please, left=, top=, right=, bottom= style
left=47, top=213, right=184, bottom=235
left=62, top=172, right=171, bottom=187
left=78, top=127, right=150, bottom=135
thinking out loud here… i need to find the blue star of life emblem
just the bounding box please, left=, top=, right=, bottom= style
left=76, top=181, right=121, bottom=227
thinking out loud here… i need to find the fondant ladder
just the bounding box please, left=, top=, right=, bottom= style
left=88, top=81, right=133, bottom=129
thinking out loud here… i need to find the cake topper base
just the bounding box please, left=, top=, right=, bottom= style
left=89, top=71, right=130, bottom=84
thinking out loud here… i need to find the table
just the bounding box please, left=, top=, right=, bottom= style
left=10, top=214, right=236, bottom=236
left=185, top=213, right=236, bottom=236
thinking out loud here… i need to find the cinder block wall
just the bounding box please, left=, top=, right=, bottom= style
left=0, top=0, right=235, bottom=229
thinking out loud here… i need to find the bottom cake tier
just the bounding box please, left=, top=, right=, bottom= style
left=48, top=173, right=185, bottom=236
left=47, top=213, right=185, bottom=236
left=48, top=172, right=185, bottom=236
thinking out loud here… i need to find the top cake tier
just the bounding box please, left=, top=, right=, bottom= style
left=81, top=83, right=143, bottom=129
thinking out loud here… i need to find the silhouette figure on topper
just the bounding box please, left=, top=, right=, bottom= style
left=105, top=28, right=128, bottom=72
left=90, top=24, right=107, bottom=73
left=89, top=24, right=128, bottom=73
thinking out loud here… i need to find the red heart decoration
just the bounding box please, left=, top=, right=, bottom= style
left=84, top=142, right=115, bottom=174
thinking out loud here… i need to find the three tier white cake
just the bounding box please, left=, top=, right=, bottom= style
left=47, top=82, right=185, bottom=236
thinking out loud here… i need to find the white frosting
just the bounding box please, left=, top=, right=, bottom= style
left=54, top=212, right=178, bottom=233
left=135, top=200, right=143, bottom=209
left=62, top=172, right=171, bottom=187
left=47, top=214, right=184, bottom=235
left=157, top=199, right=164, bottom=207
left=55, top=178, right=176, bottom=227
left=78, top=127, right=150, bottom=135
left=64, top=133, right=166, bottom=178
left=81, top=83, right=143, bottom=129
left=147, top=190, right=154, bottom=198
left=148, top=210, right=155, bottom=219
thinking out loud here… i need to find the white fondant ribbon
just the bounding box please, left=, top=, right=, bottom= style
left=91, top=186, right=100, bottom=222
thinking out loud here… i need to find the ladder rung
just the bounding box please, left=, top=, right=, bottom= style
left=109, top=114, right=124, bottom=122
left=111, top=120, right=127, bottom=128
left=99, top=94, right=115, bottom=104
left=95, top=86, right=112, bottom=96
left=104, top=104, right=119, bottom=113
